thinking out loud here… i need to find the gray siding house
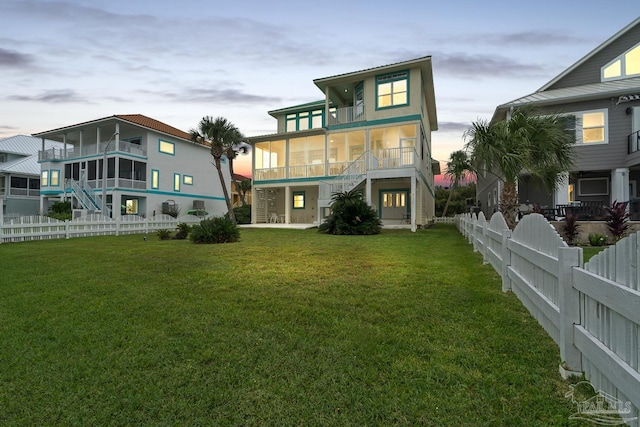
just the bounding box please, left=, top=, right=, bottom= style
left=34, top=115, right=230, bottom=219
left=480, top=17, right=640, bottom=219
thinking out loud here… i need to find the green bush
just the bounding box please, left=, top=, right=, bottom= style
left=156, top=229, right=172, bottom=240
left=190, top=217, right=240, bottom=244
left=174, top=223, right=191, bottom=240
left=233, top=204, right=251, bottom=224
left=46, top=201, right=72, bottom=221
left=319, top=190, right=382, bottom=235
left=588, top=233, right=607, bottom=247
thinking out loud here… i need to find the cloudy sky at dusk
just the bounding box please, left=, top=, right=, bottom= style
left=0, top=0, right=638, bottom=179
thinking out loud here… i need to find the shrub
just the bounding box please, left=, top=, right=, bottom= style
left=233, top=204, right=251, bottom=224
left=174, top=223, right=191, bottom=240
left=157, top=229, right=172, bottom=240
left=604, top=200, right=629, bottom=242
left=46, top=201, right=72, bottom=221
left=319, top=190, right=382, bottom=235
left=562, top=213, right=581, bottom=245
left=190, top=217, right=240, bottom=244
left=588, top=233, right=607, bottom=247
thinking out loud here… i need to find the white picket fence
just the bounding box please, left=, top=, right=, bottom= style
left=0, top=214, right=204, bottom=243
left=457, top=212, right=640, bottom=426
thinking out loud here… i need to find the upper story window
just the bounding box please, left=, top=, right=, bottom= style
left=602, top=43, right=640, bottom=81
left=286, top=110, right=324, bottom=132
left=376, top=71, right=408, bottom=109
left=159, top=139, right=175, bottom=155
left=567, top=109, right=608, bottom=145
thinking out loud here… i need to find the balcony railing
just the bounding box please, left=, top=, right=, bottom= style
left=327, top=106, right=366, bottom=126
left=39, top=140, right=147, bottom=161
left=9, top=188, right=40, bottom=197
left=628, top=130, right=640, bottom=154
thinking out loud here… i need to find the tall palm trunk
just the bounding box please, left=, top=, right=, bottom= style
left=441, top=179, right=457, bottom=217
left=500, top=181, right=518, bottom=229
left=214, top=156, right=236, bottom=223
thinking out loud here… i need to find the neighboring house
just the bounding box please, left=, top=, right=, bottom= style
left=248, top=56, right=439, bottom=230
left=231, top=173, right=251, bottom=207
left=0, top=135, right=63, bottom=219
left=33, top=114, right=230, bottom=218
left=482, top=17, right=640, bottom=218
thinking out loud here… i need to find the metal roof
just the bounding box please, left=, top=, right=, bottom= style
left=0, top=154, right=41, bottom=175
left=0, top=134, right=63, bottom=156
left=492, top=76, right=640, bottom=121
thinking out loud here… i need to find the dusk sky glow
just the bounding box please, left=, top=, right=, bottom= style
left=1, top=1, right=638, bottom=183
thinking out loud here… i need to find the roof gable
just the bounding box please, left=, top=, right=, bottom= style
left=541, top=17, right=640, bottom=91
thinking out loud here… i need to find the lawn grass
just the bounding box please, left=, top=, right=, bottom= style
left=0, top=225, right=588, bottom=426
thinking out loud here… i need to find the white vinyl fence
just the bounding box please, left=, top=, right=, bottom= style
left=0, top=214, right=204, bottom=243
left=456, top=212, right=640, bottom=426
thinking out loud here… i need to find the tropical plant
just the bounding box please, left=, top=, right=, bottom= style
left=464, top=106, right=575, bottom=229
left=232, top=204, right=251, bottom=224
left=190, top=116, right=248, bottom=224
left=190, top=217, right=240, bottom=244
left=156, top=229, right=172, bottom=240
left=46, top=201, right=72, bottom=221
left=588, top=233, right=607, bottom=247
left=441, top=150, right=471, bottom=217
left=562, top=213, right=581, bottom=246
left=174, top=222, right=191, bottom=240
left=435, top=183, right=476, bottom=217
left=238, top=178, right=252, bottom=206
left=318, top=189, right=382, bottom=235
left=604, top=200, right=629, bottom=242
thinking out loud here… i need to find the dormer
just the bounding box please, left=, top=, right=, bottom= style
left=602, top=42, right=640, bottom=81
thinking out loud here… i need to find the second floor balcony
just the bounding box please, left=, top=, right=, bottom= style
left=39, top=139, right=147, bottom=161
left=327, top=106, right=366, bottom=127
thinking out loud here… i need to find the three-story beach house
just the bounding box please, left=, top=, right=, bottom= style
left=34, top=114, right=230, bottom=218
left=248, top=56, right=439, bottom=230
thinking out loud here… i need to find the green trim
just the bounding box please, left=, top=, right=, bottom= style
left=375, top=69, right=409, bottom=111
left=39, top=152, right=148, bottom=163
left=327, top=114, right=422, bottom=131
left=143, top=189, right=224, bottom=201
left=377, top=188, right=410, bottom=219
left=50, top=169, right=61, bottom=187
left=159, top=139, right=176, bottom=156
left=151, top=169, right=160, bottom=189
left=41, top=170, right=49, bottom=187
left=183, top=175, right=193, bottom=185
left=254, top=176, right=323, bottom=185
left=292, top=191, right=306, bottom=209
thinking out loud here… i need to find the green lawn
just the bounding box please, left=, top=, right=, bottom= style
left=0, top=225, right=588, bottom=426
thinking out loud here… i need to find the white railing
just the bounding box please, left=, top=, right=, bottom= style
left=9, top=188, right=40, bottom=197
left=39, top=140, right=147, bottom=161
left=67, top=179, right=104, bottom=214
left=0, top=214, right=204, bottom=243
left=254, top=167, right=286, bottom=181
left=456, top=212, right=640, bottom=425
left=327, top=106, right=366, bottom=126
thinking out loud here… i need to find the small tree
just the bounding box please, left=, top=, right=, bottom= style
left=47, top=201, right=72, bottom=221
left=238, top=178, right=252, bottom=206
left=318, top=189, right=382, bottom=235
left=562, top=213, right=581, bottom=246
left=441, top=150, right=471, bottom=217
left=604, top=200, right=629, bottom=242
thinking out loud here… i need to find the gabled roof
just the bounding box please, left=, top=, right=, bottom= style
left=0, top=134, right=63, bottom=156
left=0, top=154, right=41, bottom=175
left=33, top=114, right=193, bottom=142
left=268, top=100, right=327, bottom=117
left=540, top=17, right=640, bottom=91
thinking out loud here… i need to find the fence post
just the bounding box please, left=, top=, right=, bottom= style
left=115, top=216, right=120, bottom=236
left=501, top=229, right=512, bottom=292
left=557, top=246, right=583, bottom=377
left=65, top=220, right=70, bottom=239
left=0, top=214, right=3, bottom=244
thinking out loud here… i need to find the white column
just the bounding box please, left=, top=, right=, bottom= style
left=555, top=172, right=569, bottom=206
left=115, top=123, right=120, bottom=151
left=325, top=88, right=330, bottom=126
left=285, top=186, right=291, bottom=224
left=63, top=134, right=67, bottom=159
left=96, top=127, right=101, bottom=153
left=611, top=168, right=630, bottom=204
left=365, top=178, right=372, bottom=206
left=411, top=176, right=417, bottom=232
left=79, top=130, right=83, bottom=157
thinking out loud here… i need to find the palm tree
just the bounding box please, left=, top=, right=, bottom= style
left=190, top=116, right=245, bottom=223
left=464, top=106, right=574, bottom=229
left=238, top=178, right=252, bottom=206
left=441, top=150, right=471, bottom=217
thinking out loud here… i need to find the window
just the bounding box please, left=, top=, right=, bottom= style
left=41, top=170, right=49, bottom=187
left=568, top=110, right=607, bottom=144
left=293, top=191, right=305, bottom=209
left=578, top=177, right=609, bottom=196
left=151, top=170, right=159, bottom=189
left=602, top=43, right=640, bottom=81
left=159, top=139, right=175, bottom=155
left=50, top=170, right=60, bottom=186
left=125, top=199, right=139, bottom=214
left=285, top=109, right=324, bottom=132
left=183, top=175, right=193, bottom=185
left=0, top=154, right=5, bottom=163
left=376, top=71, right=408, bottom=109
left=174, top=173, right=180, bottom=191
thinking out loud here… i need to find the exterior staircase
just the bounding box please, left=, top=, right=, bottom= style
left=318, top=152, right=369, bottom=212
left=67, top=179, right=111, bottom=217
